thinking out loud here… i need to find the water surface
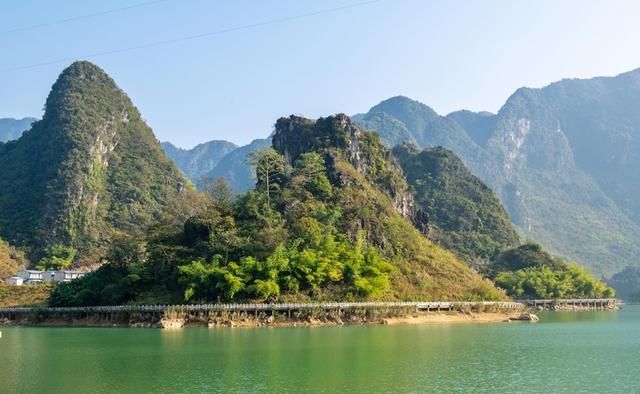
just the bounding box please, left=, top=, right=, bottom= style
left=1, top=306, right=638, bottom=393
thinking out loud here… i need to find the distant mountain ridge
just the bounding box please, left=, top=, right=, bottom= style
left=0, top=117, right=37, bottom=142
left=161, top=140, right=237, bottom=181
left=356, top=68, right=640, bottom=275
left=198, top=138, right=270, bottom=193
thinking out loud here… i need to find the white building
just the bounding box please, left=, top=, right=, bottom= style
left=17, top=270, right=44, bottom=284
left=42, top=270, right=86, bottom=283
left=12, top=269, right=86, bottom=285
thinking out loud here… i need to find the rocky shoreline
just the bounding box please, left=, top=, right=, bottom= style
left=0, top=312, right=524, bottom=329
left=0, top=309, right=530, bottom=329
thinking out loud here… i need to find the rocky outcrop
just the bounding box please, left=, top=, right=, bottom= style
left=160, top=318, right=186, bottom=329
left=509, top=312, right=539, bottom=322
left=273, top=114, right=417, bottom=221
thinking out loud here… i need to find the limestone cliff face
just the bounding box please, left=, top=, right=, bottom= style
left=490, top=88, right=576, bottom=178
left=357, top=69, right=640, bottom=275
left=272, top=114, right=424, bottom=229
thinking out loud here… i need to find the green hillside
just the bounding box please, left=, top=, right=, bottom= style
left=0, top=61, right=199, bottom=264
left=392, top=143, right=519, bottom=264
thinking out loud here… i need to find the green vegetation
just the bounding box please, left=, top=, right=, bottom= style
left=162, top=69, right=640, bottom=278
left=36, top=244, right=77, bottom=271
left=393, top=143, right=519, bottom=264
left=0, top=61, right=198, bottom=263
left=50, top=114, right=506, bottom=306
left=487, top=243, right=564, bottom=276
left=178, top=234, right=393, bottom=302
left=0, top=284, right=55, bottom=307
left=0, top=238, right=27, bottom=278
left=489, top=243, right=614, bottom=299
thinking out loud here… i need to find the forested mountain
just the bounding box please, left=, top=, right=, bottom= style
left=356, top=69, right=640, bottom=276
left=0, top=117, right=37, bottom=142
left=0, top=61, right=199, bottom=264
left=392, top=144, right=519, bottom=264
left=52, top=114, right=508, bottom=305
left=161, top=140, right=237, bottom=181
left=488, top=243, right=613, bottom=299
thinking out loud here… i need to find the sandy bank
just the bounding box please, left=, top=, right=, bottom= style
left=157, top=310, right=527, bottom=329
left=381, top=312, right=517, bottom=325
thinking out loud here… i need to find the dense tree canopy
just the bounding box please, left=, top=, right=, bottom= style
left=36, top=244, right=77, bottom=271
left=489, top=243, right=614, bottom=299
left=0, top=238, right=27, bottom=278
left=393, top=143, right=519, bottom=264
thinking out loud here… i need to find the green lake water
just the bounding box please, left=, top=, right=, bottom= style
left=1, top=306, right=639, bottom=393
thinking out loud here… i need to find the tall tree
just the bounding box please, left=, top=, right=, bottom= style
left=247, top=148, right=286, bottom=206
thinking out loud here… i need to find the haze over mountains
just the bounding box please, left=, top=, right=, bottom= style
left=0, top=118, right=37, bottom=142
left=162, top=138, right=270, bottom=194
left=161, top=141, right=238, bottom=181
left=160, top=68, right=640, bottom=276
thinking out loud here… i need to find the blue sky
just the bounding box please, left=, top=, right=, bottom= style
left=2, top=0, right=640, bottom=148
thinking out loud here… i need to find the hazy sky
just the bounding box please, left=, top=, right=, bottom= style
left=2, top=0, right=640, bottom=148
